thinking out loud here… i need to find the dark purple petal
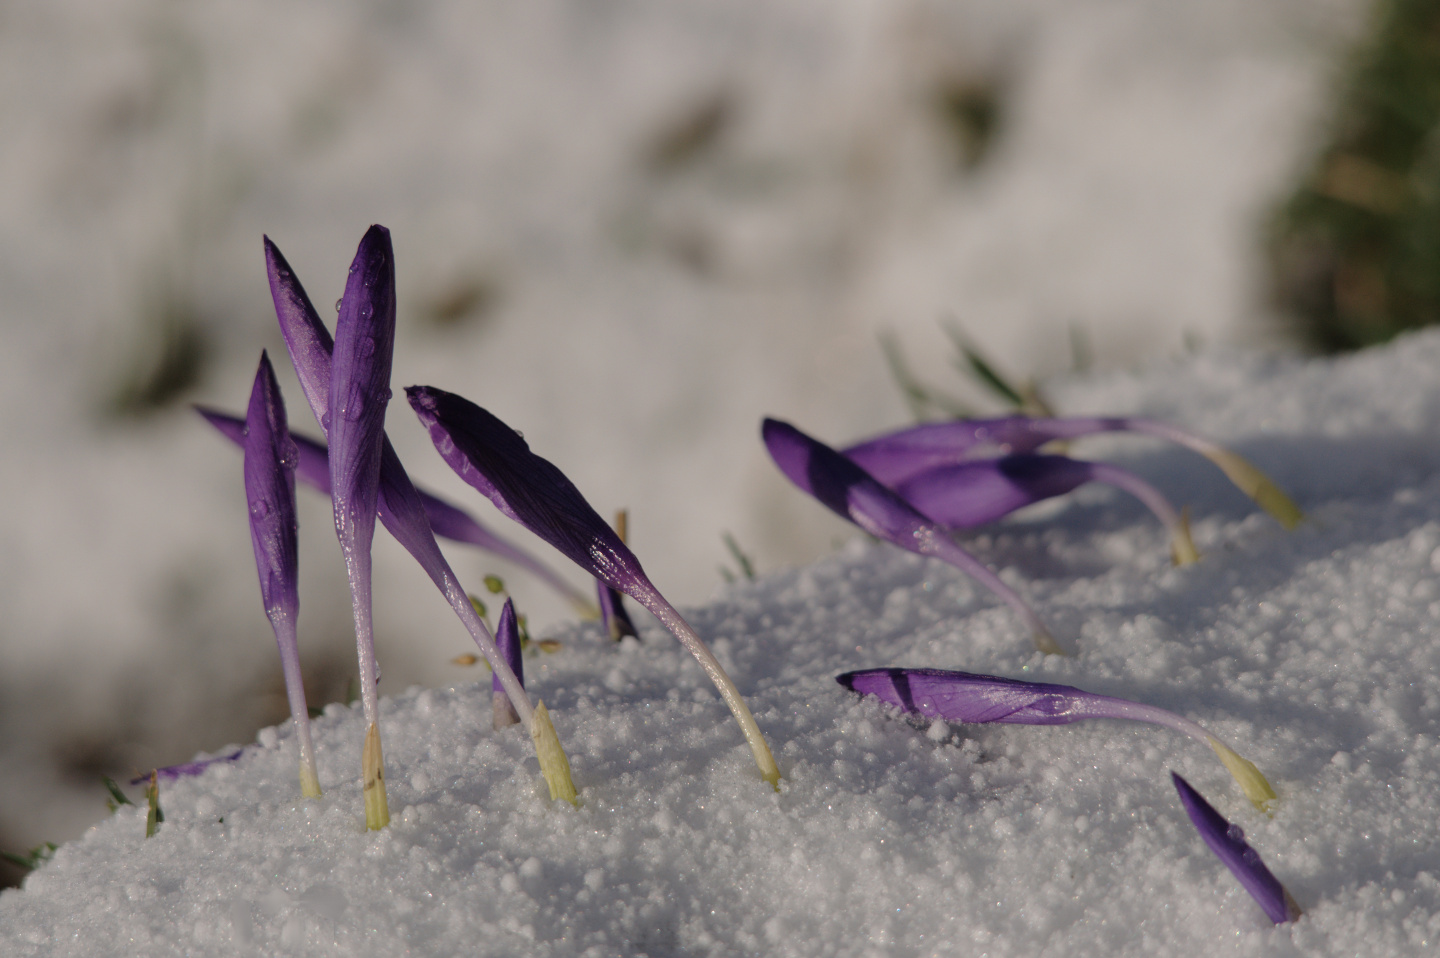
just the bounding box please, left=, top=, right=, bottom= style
left=406, top=386, right=647, bottom=597
left=598, top=580, right=638, bottom=641
left=242, top=353, right=300, bottom=624
left=1172, top=772, right=1301, bottom=923
left=893, top=454, right=1094, bottom=528
left=493, top=599, right=524, bottom=695
left=763, top=418, right=1059, bottom=652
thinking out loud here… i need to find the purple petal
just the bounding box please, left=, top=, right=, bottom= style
left=264, top=236, right=335, bottom=429
left=763, top=418, right=1060, bottom=652
left=893, top=454, right=1094, bottom=528
left=837, top=668, right=1103, bottom=724
left=242, top=354, right=300, bottom=625
left=1172, top=772, right=1301, bottom=923
left=133, top=749, right=246, bottom=784
left=406, top=386, right=647, bottom=596
left=327, top=226, right=396, bottom=726
left=598, top=579, right=638, bottom=641
left=493, top=598, right=524, bottom=694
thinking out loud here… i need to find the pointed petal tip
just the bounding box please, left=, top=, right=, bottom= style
left=1207, top=739, right=1279, bottom=812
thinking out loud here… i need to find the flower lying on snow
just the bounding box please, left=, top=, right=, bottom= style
left=196, top=407, right=596, bottom=617
left=1171, top=772, right=1301, bottom=924
left=836, top=666, right=1277, bottom=810
left=408, top=384, right=782, bottom=788
left=242, top=351, right=320, bottom=799
left=256, top=229, right=575, bottom=815
left=763, top=418, right=1064, bottom=655
left=842, top=415, right=1303, bottom=532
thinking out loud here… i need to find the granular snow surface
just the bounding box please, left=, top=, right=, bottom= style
left=5, top=332, right=1440, bottom=955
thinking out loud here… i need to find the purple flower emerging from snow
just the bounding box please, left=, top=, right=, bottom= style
left=325, top=225, right=396, bottom=829
left=1172, top=772, right=1301, bottom=923
left=762, top=418, right=1064, bottom=654
left=837, top=667, right=1277, bottom=810
left=261, top=231, right=575, bottom=806
left=843, top=415, right=1302, bottom=530
left=492, top=598, right=523, bottom=730
left=407, top=385, right=782, bottom=787
left=134, top=749, right=246, bottom=785
left=196, top=408, right=595, bottom=615
left=242, top=352, right=320, bottom=798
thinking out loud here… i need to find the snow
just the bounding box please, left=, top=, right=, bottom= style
left=5, top=330, right=1440, bottom=955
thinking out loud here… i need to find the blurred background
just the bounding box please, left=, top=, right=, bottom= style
left=0, top=0, right=1409, bottom=881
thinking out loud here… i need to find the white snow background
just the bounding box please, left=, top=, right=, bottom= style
left=0, top=0, right=1397, bottom=924
left=4, top=328, right=1440, bottom=955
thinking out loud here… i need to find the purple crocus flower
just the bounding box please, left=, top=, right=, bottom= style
left=195, top=407, right=596, bottom=615
left=837, top=667, right=1277, bottom=810
left=133, top=749, right=247, bottom=785
left=262, top=232, right=575, bottom=805
left=762, top=418, right=1064, bottom=655
left=242, top=352, right=321, bottom=799
left=492, top=598, right=524, bottom=730
left=894, top=453, right=1200, bottom=565
left=407, top=384, right=782, bottom=787
left=1172, top=772, right=1301, bottom=923
left=842, top=415, right=1303, bottom=529
left=325, top=225, right=395, bottom=829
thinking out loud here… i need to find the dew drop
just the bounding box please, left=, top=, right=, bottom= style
left=249, top=499, right=271, bottom=519
left=344, top=384, right=366, bottom=419
left=334, top=298, right=343, bottom=313
left=1226, top=824, right=1246, bottom=843
left=358, top=337, right=376, bottom=358
left=320, top=412, right=332, bottom=431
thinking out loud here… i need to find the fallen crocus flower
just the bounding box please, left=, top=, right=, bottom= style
left=196, top=407, right=596, bottom=616
left=408, top=384, right=782, bottom=788
left=762, top=418, right=1064, bottom=655
left=836, top=667, right=1277, bottom=810
left=263, top=232, right=576, bottom=806
left=325, top=225, right=396, bottom=830
left=842, top=415, right=1303, bottom=529
left=492, top=598, right=523, bottom=729
left=242, top=352, right=321, bottom=798
left=894, top=453, right=1200, bottom=565
left=1172, top=772, right=1301, bottom=923
left=598, top=510, right=638, bottom=641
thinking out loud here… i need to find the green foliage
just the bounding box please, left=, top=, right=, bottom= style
left=102, top=776, right=134, bottom=814
left=1, top=842, right=57, bottom=874
left=1271, top=0, right=1440, bottom=350
left=145, top=773, right=164, bottom=838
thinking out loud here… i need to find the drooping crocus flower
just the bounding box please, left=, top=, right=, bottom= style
left=893, top=453, right=1200, bottom=565
left=1172, top=772, right=1301, bottom=923
left=325, top=225, right=397, bottom=830
left=597, top=510, right=638, bottom=641
left=132, top=749, right=246, bottom=785
left=762, top=418, right=1064, bottom=655
left=242, top=351, right=321, bottom=798
left=492, top=598, right=523, bottom=730
left=842, top=415, right=1303, bottom=530
left=196, top=407, right=597, bottom=616
left=407, top=385, right=782, bottom=788
left=836, top=667, right=1277, bottom=810
left=263, top=232, right=576, bottom=805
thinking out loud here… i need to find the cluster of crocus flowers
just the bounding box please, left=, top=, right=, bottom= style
left=408, top=385, right=782, bottom=788
left=836, top=667, right=1276, bottom=810
left=763, top=419, right=1064, bottom=654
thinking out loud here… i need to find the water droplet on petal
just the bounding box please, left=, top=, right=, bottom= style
left=334, top=298, right=343, bottom=313
left=320, top=412, right=332, bottom=431
left=358, top=337, right=376, bottom=358
left=345, top=383, right=366, bottom=419
left=249, top=499, right=271, bottom=519
left=1226, top=824, right=1246, bottom=843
